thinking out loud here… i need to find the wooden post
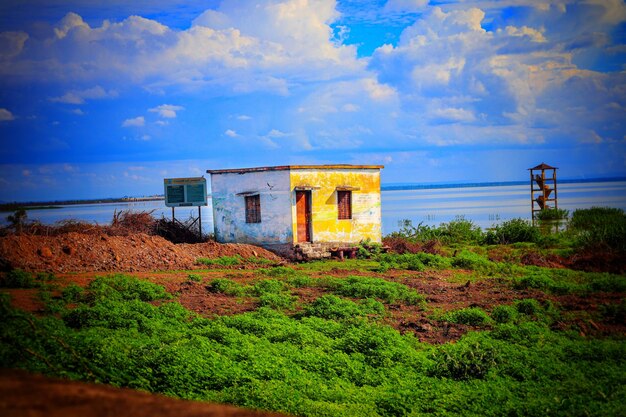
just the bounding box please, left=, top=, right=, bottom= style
left=198, top=206, right=202, bottom=237
left=553, top=168, right=558, bottom=210
left=530, top=170, right=534, bottom=221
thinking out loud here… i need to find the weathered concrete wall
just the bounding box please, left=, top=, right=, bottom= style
left=289, top=168, right=382, bottom=244
left=210, top=170, right=292, bottom=244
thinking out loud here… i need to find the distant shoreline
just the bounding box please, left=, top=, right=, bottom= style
left=381, top=177, right=626, bottom=191
left=1, top=177, right=625, bottom=211
left=0, top=197, right=164, bottom=212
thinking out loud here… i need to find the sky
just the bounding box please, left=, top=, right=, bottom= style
left=0, top=0, right=625, bottom=202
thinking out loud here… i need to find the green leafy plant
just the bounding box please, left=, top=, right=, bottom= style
left=490, top=305, right=518, bottom=324
left=484, top=218, right=541, bottom=245
left=187, top=273, right=203, bottom=283
left=536, top=208, right=569, bottom=221
left=0, top=269, right=38, bottom=288
left=196, top=255, right=243, bottom=266
left=206, top=278, right=246, bottom=296
left=443, top=307, right=492, bottom=326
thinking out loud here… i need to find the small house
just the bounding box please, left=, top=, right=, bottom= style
left=207, top=165, right=383, bottom=258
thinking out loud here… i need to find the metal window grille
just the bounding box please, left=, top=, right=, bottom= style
left=245, top=195, right=261, bottom=223
left=337, top=190, right=352, bottom=220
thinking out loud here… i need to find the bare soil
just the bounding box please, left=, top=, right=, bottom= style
left=1, top=232, right=624, bottom=415
left=0, top=369, right=286, bottom=417
left=0, top=232, right=282, bottom=273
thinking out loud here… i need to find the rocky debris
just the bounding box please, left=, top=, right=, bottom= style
left=0, top=232, right=282, bottom=273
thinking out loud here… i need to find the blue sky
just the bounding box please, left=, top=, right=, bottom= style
left=0, top=0, right=625, bottom=202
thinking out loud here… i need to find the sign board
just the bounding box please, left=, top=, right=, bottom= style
left=163, top=177, right=207, bottom=207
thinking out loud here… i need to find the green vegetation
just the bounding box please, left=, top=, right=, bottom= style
left=536, top=208, right=569, bottom=221
left=196, top=255, right=243, bottom=266
left=1, top=275, right=624, bottom=417
left=1, top=210, right=625, bottom=416
left=570, top=207, right=626, bottom=251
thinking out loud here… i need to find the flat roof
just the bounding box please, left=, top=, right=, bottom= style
left=207, top=164, right=384, bottom=174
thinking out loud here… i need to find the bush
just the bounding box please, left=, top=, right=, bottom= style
left=429, top=338, right=499, bottom=380
left=515, top=299, right=541, bottom=316
left=333, top=276, right=424, bottom=306
left=570, top=207, right=626, bottom=251
left=536, top=208, right=569, bottom=221
left=0, top=269, right=38, bottom=288
left=444, top=307, right=492, bottom=326
left=206, top=278, right=245, bottom=296
left=86, top=275, right=170, bottom=302
left=490, top=305, right=518, bottom=324
left=451, top=251, right=496, bottom=274
left=437, top=218, right=483, bottom=245
left=250, top=279, right=286, bottom=296
left=484, top=218, right=541, bottom=245
left=304, top=295, right=384, bottom=320
left=259, top=293, right=296, bottom=310
left=187, top=274, right=203, bottom=283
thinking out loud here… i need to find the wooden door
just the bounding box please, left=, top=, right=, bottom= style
left=295, top=191, right=311, bottom=242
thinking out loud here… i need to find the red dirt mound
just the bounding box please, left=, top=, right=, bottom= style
left=0, top=233, right=282, bottom=273
left=0, top=369, right=286, bottom=417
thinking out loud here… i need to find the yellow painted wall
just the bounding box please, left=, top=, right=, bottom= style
left=289, top=168, right=382, bottom=244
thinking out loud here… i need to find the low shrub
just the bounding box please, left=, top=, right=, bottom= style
left=0, top=269, right=38, bottom=288
left=86, top=274, right=170, bottom=302
left=429, top=337, right=499, bottom=380
left=443, top=307, right=492, bottom=326
left=484, top=218, right=541, bottom=245
left=570, top=207, right=626, bottom=251
left=515, top=299, right=541, bottom=316
left=187, top=274, right=203, bottom=283
left=206, top=278, right=246, bottom=296
left=259, top=293, right=297, bottom=310
left=304, top=295, right=384, bottom=320
left=450, top=250, right=497, bottom=274
left=196, top=255, right=242, bottom=266
left=535, top=208, right=569, bottom=221
left=490, top=305, right=518, bottom=324
left=250, top=279, right=286, bottom=296
left=333, top=276, right=424, bottom=306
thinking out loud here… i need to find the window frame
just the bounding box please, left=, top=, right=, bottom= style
left=245, top=194, right=261, bottom=223
left=337, top=190, right=352, bottom=220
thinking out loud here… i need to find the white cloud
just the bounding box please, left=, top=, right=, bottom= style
left=224, top=129, right=238, bottom=137
left=504, top=25, right=547, bottom=43
left=72, top=109, right=85, bottom=115
left=2, top=2, right=364, bottom=95
left=122, top=116, right=145, bottom=127
left=0, top=31, right=28, bottom=59
left=237, top=114, right=252, bottom=120
left=149, top=104, right=184, bottom=118
left=50, top=86, right=118, bottom=104
left=0, top=108, right=15, bottom=121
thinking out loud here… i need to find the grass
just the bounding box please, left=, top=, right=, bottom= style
left=196, top=255, right=243, bottom=266
left=1, top=211, right=625, bottom=417
left=1, top=277, right=624, bottom=417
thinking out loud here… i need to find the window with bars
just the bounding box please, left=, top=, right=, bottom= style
left=245, top=195, right=261, bottom=223
left=337, top=190, right=352, bottom=220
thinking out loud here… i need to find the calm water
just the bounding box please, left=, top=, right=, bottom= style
left=4, top=181, right=626, bottom=236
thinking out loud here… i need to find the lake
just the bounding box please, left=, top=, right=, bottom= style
left=4, top=180, right=626, bottom=236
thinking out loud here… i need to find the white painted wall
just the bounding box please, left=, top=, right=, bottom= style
left=210, top=170, right=292, bottom=244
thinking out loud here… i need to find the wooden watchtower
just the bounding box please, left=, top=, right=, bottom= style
left=529, top=163, right=558, bottom=219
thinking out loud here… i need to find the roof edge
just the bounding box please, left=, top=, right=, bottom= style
left=207, top=164, right=384, bottom=174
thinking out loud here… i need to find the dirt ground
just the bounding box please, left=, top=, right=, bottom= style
left=0, top=233, right=282, bottom=273
left=1, top=232, right=624, bottom=415
left=0, top=369, right=287, bottom=417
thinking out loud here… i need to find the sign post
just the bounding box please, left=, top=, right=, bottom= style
left=163, top=177, right=208, bottom=236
